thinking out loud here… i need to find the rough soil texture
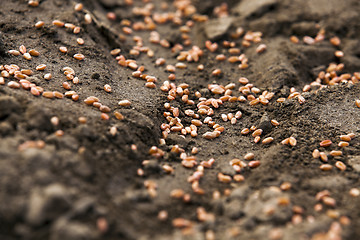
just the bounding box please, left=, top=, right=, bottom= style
left=0, top=0, right=360, bottom=239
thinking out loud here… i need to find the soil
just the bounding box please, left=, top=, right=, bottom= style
left=0, top=0, right=360, bottom=239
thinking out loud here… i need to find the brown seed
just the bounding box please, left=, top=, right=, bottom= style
left=244, top=152, right=255, bottom=160
left=338, top=141, right=349, bottom=147
left=52, top=20, right=65, bottom=27
left=290, top=36, right=299, bottom=44
left=114, top=111, right=124, bottom=120
left=74, top=3, right=83, bottom=11
left=29, top=49, right=40, bottom=56
left=289, top=137, right=297, bottom=147
left=84, top=96, right=99, bottom=105
left=262, top=137, right=273, bottom=144
left=77, top=38, right=84, bottom=45
left=212, top=69, right=222, bottom=76
left=327, top=210, right=340, bottom=219
left=335, top=51, right=344, bottom=58
left=319, top=152, right=328, bottom=162
left=23, top=53, right=32, bottom=60
left=73, top=27, right=81, bottom=34
left=330, top=36, right=341, bottom=46
left=35, top=21, right=45, bottom=28
left=330, top=150, right=342, bottom=156
left=256, top=44, right=267, bottom=53
left=241, top=128, right=250, bottom=135
left=145, top=82, right=156, bottom=88
left=78, top=117, right=87, bottom=124
left=349, top=188, right=360, bottom=197
left=335, top=161, right=346, bottom=171
left=170, top=189, right=184, bottom=198
left=8, top=81, right=20, bottom=89
left=30, top=87, right=40, bottom=96
left=157, top=210, right=168, bottom=221
left=319, top=139, right=332, bottom=147
left=104, top=84, right=112, bottom=93
left=348, top=133, right=356, bottom=139
left=36, top=64, right=47, bottom=71
left=340, top=135, right=351, bottom=142
left=319, top=164, right=332, bottom=171
left=8, top=50, right=21, bottom=56
left=73, top=53, right=85, bottom=60
left=355, top=99, right=360, bottom=108
left=101, top=113, right=109, bottom=120
left=118, top=100, right=131, bottom=107
left=62, top=82, right=71, bottom=90
left=51, top=91, right=62, bottom=99
left=233, top=174, right=244, bottom=182
left=217, top=173, right=232, bottom=183
left=312, top=149, right=320, bottom=158
left=84, top=14, right=92, bottom=24
left=44, top=73, right=52, bottom=80
left=42, top=91, right=54, bottom=99
left=322, top=196, right=336, bottom=207
left=19, top=45, right=26, bottom=54
left=248, top=160, right=260, bottom=168
left=280, top=182, right=292, bottom=191
left=271, top=119, right=279, bottom=126
left=252, top=129, right=263, bottom=137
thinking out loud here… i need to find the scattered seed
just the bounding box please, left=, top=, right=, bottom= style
left=319, top=140, right=332, bottom=147
left=319, top=152, right=328, bottom=162
left=8, top=81, right=20, bottom=89
left=101, top=113, right=109, bottom=120
left=280, top=182, right=292, bottom=191
left=44, top=73, right=52, bottom=80
left=289, top=137, right=297, bottom=147
left=35, top=21, right=45, bottom=28
left=8, top=50, right=21, bottom=56
left=84, top=14, right=92, bottom=24
left=338, top=141, right=349, bottom=147
left=312, top=149, right=320, bottom=158
left=248, top=160, right=260, bottom=168
left=319, top=164, right=332, bottom=171
left=355, top=100, right=360, bottom=108
left=335, top=161, right=346, bottom=171
left=340, top=135, right=351, bottom=142
left=23, top=53, right=32, bottom=60
left=244, top=152, right=254, bottom=160
left=217, top=173, right=232, bottom=183
left=118, top=99, right=131, bottom=107
left=262, top=137, right=273, bottom=144
left=349, top=188, right=360, bottom=197
left=29, top=49, right=40, bottom=56
left=104, top=84, right=112, bottom=93
left=53, top=20, right=64, bottom=27
left=42, top=91, right=54, bottom=99
left=74, top=3, right=83, bottom=11
left=73, top=53, right=85, bottom=60
left=256, top=44, right=267, bottom=53
left=330, top=36, right=341, bottom=46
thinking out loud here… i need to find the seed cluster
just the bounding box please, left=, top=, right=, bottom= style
left=2, top=0, right=360, bottom=239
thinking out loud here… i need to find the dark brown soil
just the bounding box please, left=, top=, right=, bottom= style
left=0, top=0, right=360, bottom=239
